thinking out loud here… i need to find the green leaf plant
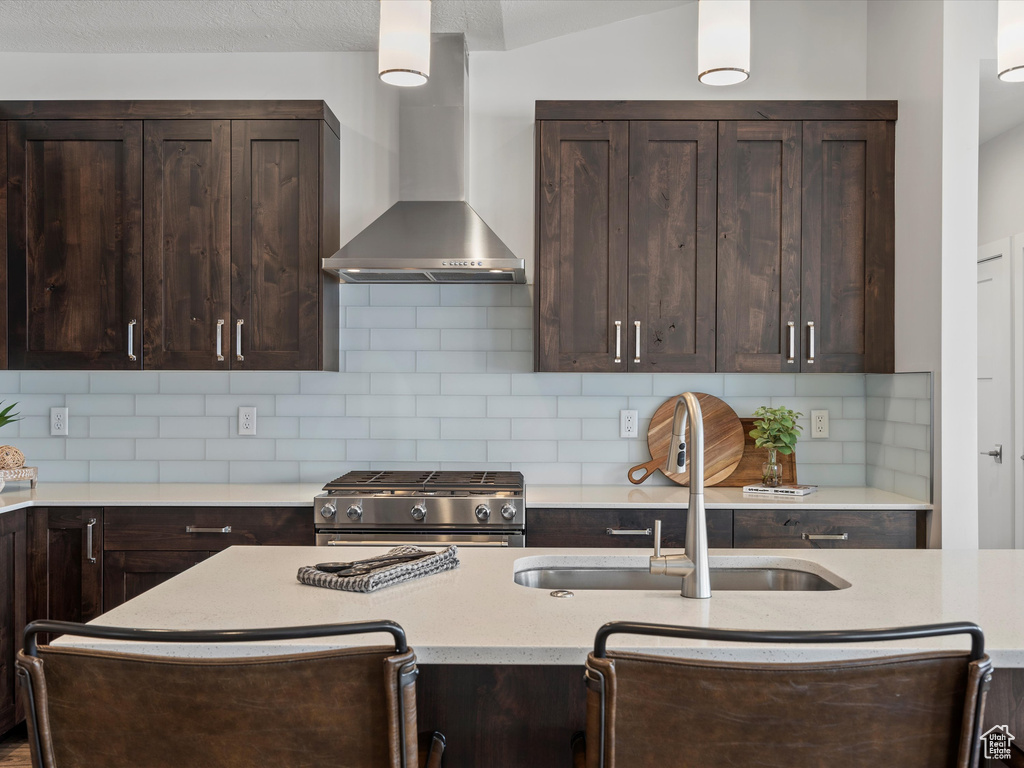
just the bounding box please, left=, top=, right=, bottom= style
left=0, top=401, right=21, bottom=430
left=749, top=405, right=803, bottom=468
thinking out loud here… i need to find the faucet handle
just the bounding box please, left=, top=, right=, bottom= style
left=653, top=519, right=662, bottom=557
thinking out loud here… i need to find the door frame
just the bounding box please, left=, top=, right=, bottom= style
left=1012, top=234, right=1024, bottom=548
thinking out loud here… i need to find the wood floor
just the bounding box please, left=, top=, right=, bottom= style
left=0, top=725, right=31, bottom=768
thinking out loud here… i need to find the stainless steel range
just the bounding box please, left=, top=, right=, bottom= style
left=314, top=470, right=525, bottom=548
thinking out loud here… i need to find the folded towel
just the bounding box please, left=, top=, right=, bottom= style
left=297, top=545, right=460, bottom=593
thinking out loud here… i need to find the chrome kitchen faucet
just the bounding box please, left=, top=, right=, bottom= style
left=649, top=392, right=712, bottom=599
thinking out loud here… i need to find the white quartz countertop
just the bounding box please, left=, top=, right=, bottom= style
left=64, top=545, right=1020, bottom=667
left=0, top=482, right=930, bottom=514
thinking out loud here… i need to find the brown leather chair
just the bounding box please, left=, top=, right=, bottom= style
left=573, top=621, right=992, bottom=768
left=16, top=619, right=445, bottom=768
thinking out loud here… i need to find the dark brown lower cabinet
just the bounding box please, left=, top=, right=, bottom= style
left=985, top=669, right=1024, bottom=767
left=104, top=550, right=214, bottom=610
left=0, top=509, right=27, bottom=735
left=417, top=664, right=585, bottom=768
left=527, top=507, right=733, bottom=548
left=733, top=509, right=926, bottom=549
left=28, top=508, right=103, bottom=636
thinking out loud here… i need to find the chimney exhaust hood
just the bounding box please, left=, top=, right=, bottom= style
left=323, top=34, right=525, bottom=284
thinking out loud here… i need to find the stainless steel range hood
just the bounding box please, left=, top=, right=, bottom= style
left=323, top=34, right=525, bottom=284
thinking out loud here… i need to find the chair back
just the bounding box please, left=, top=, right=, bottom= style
left=583, top=621, right=992, bottom=768
left=17, top=620, right=420, bottom=768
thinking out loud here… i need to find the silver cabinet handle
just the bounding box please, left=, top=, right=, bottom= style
left=236, top=319, right=244, bottom=361
left=807, top=321, right=815, bottom=364
left=634, top=321, right=641, bottom=363
left=801, top=532, right=848, bottom=541
left=186, top=525, right=233, bottom=534
left=127, top=320, right=137, bottom=362
left=86, top=518, right=97, bottom=563
left=787, top=321, right=795, bottom=364
left=216, top=319, right=224, bottom=362
left=614, top=320, right=622, bottom=363
left=981, top=445, right=1003, bottom=464
left=606, top=528, right=653, bottom=536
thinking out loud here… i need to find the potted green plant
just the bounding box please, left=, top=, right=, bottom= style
left=749, top=405, right=803, bottom=487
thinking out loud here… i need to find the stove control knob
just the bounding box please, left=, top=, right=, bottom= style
left=410, top=504, right=427, bottom=521
left=500, top=504, right=517, bottom=521
left=320, top=502, right=337, bottom=519
left=346, top=505, right=362, bottom=521
left=475, top=504, right=491, bottom=521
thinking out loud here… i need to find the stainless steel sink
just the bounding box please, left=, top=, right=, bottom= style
left=514, top=566, right=842, bottom=591
left=512, top=555, right=851, bottom=592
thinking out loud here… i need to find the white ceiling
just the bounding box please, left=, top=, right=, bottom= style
left=979, top=59, right=1024, bottom=144
left=0, top=0, right=690, bottom=53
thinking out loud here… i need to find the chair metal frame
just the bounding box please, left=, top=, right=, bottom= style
left=17, top=619, right=420, bottom=768
left=585, top=620, right=992, bottom=768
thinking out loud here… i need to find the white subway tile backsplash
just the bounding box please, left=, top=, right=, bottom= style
left=559, top=441, right=629, bottom=463
left=67, top=394, right=135, bottom=416
left=440, top=285, right=511, bottom=306
left=89, top=417, right=159, bottom=438
left=160, top=372, right=230, bottom=394
left=277, top=395, right=345, bottom=417
left=894, top=472, right=930, bottom=501
left=895, top=423, right=930, bottom=452
left=651, top=374, right=725, bottom=397
left=487, top=307, right=532, bottom=329
left=417, top=395, right=487, bottom=418
left=440, top=373, right=511, bottom=396
left=512, top=330, right=533, bottom=351
left=441, top=329, right=511, bottom=351
left=13, top=437, right=65, bottom=461
left=275, top=439, right=347, bottom=462
left=725, top=375, right=796, bottom=397
left=21, top=371, right=90, bottom=394
left=160, top=417, right=230, bottom=439
left=371, top=418, right=440, bottom=440
left=864, top=372, right=931, bottom=501
left=511, top=419, right=581, bottom=441
left=299, top=372, right=370, bottom=395
left=299, top=417, right=369, bottom=439
left=519, top=462, right=582, bottom=485
left=347, top=440, right=417, bottom=461
left=795, top=442, right=843, bottom=464
left=581, top=463, right=634, bottom=485
left=229, top=461, right=300, bottom=484
left=488, top=441, right=557, bottom=463
left=203, top=438, right=274, bottom=461
left=338, top=329, right=370, bottom=351
left=67, top=439, right=134, bottom=461
left=300, top=461, right=363, bottom=483
left=581, top=419, right=621, bottom=441
left=348, top=395, right=416, bottom=418
left=339, top=285, right=369, bottom=306
left=418, top=440, right=486, bottom=462
left=371, top=329, right=440, bottom=350
left=417, top=307, right=487, bottom=328
left=346, top=351, right=417, bottom=373
left=416, top=351, right=488, bottom=373
left=794, top=374, right=865, bottom=397
left=511, top=374, right=581, bottom=396
left=915, top=400, right=932, bottom=426
left=370, top=373, right=440, bottom=396
left=0, top=371, right=20, bottom=391
left=248, top=417, right=301, bottom=439
left=370, top=285, right=439, bottom=306
left=91, top=460, right=159, bottom=483
left=91, top=372, right=159, bottom=394
left=798, top=464, right=866, bottom=486
left=229, top=372, right=300, bottom=395
left=558, top=396, right=629, bottom=418
left=486, top=351, right=533, bottom=373
left=34, top=460, right=89, bottom=482
left=159, top=460, right=230, bottom=483
left=346, top=306, right=417, bottom=329
left=843, top=397, right=866, bottom=420
left=582, top=374, right=653, bottom=397
left=440, top=418, right=510, bottom=441
left=137, top=438, right=207, bottom=461
left=487, top=396, right=557, bottom=419
left=136, top=395, right=205, bottom=416
left=205, top=394, right=277, bottom=417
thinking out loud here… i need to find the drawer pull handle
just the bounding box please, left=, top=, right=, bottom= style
left=216, top=319, right=225, bottom=362
left=614, top=320, right=622, bottom=364
left=127, top=320, right=137, bottom=362
left=186, top=526, right=233, bottom=534
left=236, top=319, right=244, bottom=362
left=801, top=532, right=848, bottom=541
left=606, top=528, right=653, bottom=536
left=86, top=518, right=97, bottom=564
left=634, top=320, right=641, bottom=363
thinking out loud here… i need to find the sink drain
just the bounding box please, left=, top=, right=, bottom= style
left=550, top=589, right=574, bottom=598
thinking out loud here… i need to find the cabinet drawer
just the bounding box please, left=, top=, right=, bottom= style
left=103, top=507, right=311, bottom=550
left=733, top=510, right=924, bottom=549
left=527, top=508, right=732, bottom=549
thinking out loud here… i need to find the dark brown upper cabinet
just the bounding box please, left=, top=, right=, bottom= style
left=537, top=120, right=628, bottom=372
left=143, top=120, right=231, bottom=370
left=716, top=121, right=802, bottom=373
left=628, top=121, right=717, bottom=372
left=801, top=120, right=895, bottom=373
left=7, top=120, right=144, bottom=369
left=1, top=101, right=340, bottom=371
left=534, top=101, right=896, bottom=375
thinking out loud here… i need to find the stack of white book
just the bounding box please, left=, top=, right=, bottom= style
left=741, top=484, right=818, bottom=496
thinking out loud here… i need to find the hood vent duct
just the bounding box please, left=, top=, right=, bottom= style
left=323, top=34, right=525, bottom=284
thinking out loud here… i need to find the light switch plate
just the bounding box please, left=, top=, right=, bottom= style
left=238, top=406, right=257, bottom=436
left=811, top=409, right=829, bottom=438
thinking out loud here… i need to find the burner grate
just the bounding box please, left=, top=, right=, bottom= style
left=323, top=470, right=523, bottom=493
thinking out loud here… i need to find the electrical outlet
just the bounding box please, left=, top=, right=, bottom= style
left=238, top=406, right=257, bottom=436
left=620, top=409, right=639, bottom=438
left=50, top=406, right=69, bottom=436
left=811, top=409, right=829, bottom=439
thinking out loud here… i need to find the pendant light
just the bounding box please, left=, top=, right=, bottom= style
left=697, top=0, right=750, bottom=86
left=379, top=0, right=431, bottom=87
left=999, top=0, right=1024, bottom=82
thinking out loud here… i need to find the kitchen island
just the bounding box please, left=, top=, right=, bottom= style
left=59, top=544, right=1023, bottom=768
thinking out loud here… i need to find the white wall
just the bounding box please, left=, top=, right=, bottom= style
left=469, top=0, right=869, bottom=281
left=979, top=121, right=1024, bottom=244
left=0, top=51, right=400, bottom=245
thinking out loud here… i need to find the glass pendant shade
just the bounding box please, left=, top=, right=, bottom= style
left=999, top=0, right=1024, bottom=82
left=379, top=0, right=431, bottom=87
left=697, top=0, right=750, bottom=86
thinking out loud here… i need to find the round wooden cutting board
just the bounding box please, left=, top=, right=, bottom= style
left=628, top=393, right=745, bottom=486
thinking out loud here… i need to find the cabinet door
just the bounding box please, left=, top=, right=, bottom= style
left=231, top=120, right=320, bottom=370
left=0, top=509, right=27, bottom=733
left=802, top=121, right=895, bottom=373
left=628, top=121, right=717, bottom=372
left=537, top=120, right=628, bottom=372
left=143, top=120, right=231, bottom=370
left=103, top=506, right=312, bottom=550
left=28, top=508, right=103, bottom=639
left=716, top=121, right=802, bottom=372
left=8, top=121, right=143, bottom=369
left=104, top=550, right=213, bottom=611
left=527, top=508, right=733, bottom=549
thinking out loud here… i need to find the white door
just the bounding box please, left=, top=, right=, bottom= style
left=978, top=239, right=1014, bottom=548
